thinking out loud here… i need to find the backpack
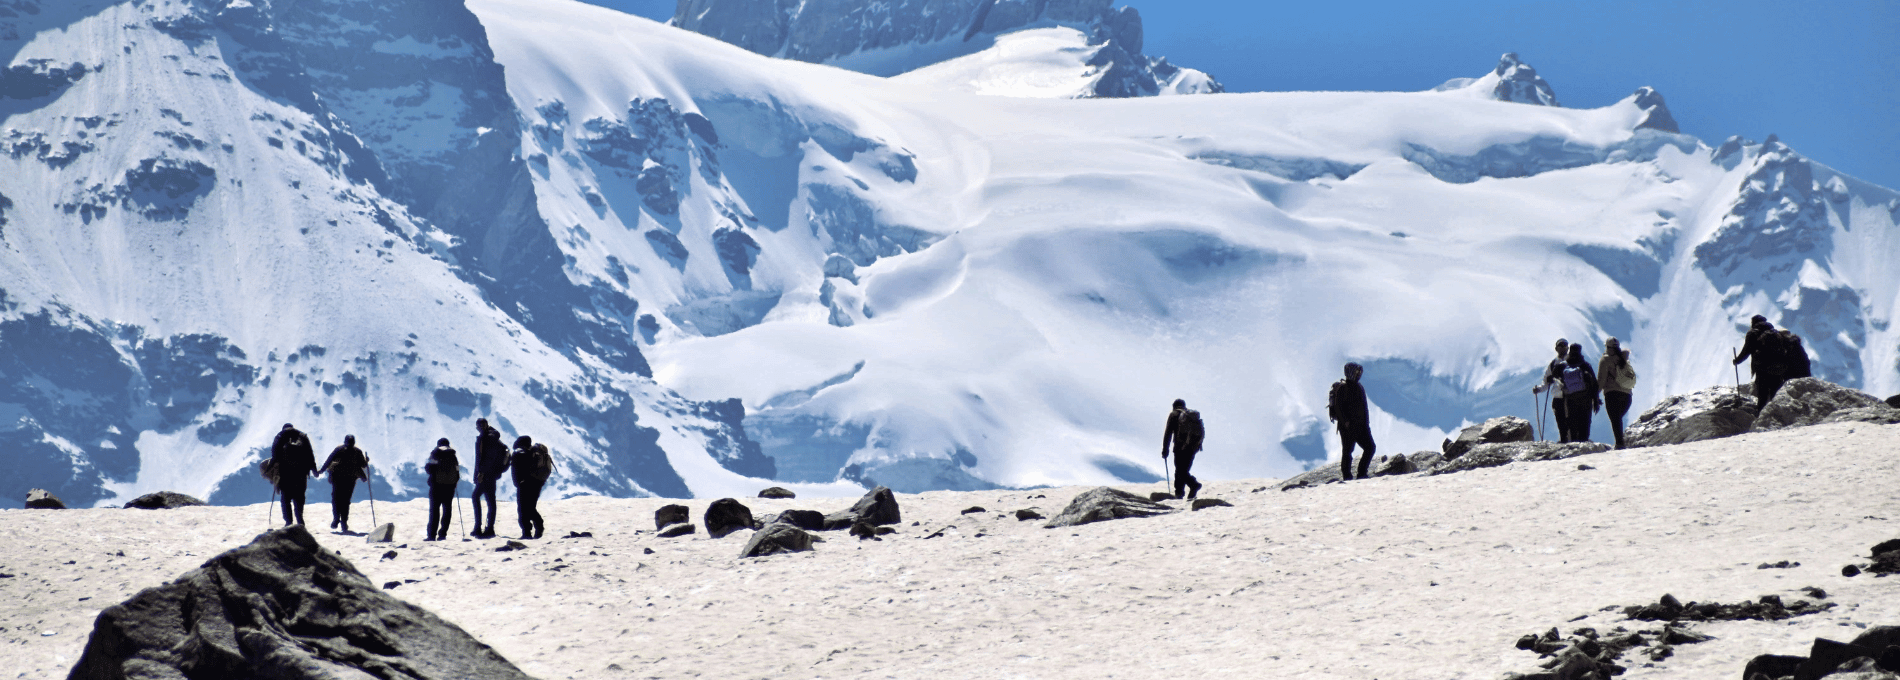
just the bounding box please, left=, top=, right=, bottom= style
left=1173, top=410, right=1204, bottom=455
left=1618, top=355, right=1637, bottom=388
left=426, top=448, right=460, bottom=486
left=259, top=458, right=279, bottom=485
left=1561, top=364, right=1588, bottom=394
left=1759, top=329, right=1805, bottom=376
left=526, top=444, right=554, bottom=485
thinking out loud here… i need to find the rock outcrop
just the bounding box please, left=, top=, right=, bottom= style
left=758, top=487, right=796, bottom=499
left=740, top=523, right=814, bottom=558
left=25, top=488, right=65, bottom=509
left=67, top=525, right=531, bottom=679
left=761, top=509, right=825, bottom=531
left=1043, top=487, right=1172, bottom=528
left=1427, top=442, right=1610, bottom=476
left=704, top=498, right=758, bottom=538
left=655, top=504, right=690, bottom=531
left=1742, top=626, right=1900, bottom=680
left=122, top=491, right=206, bottom=509
left=1442, top=416, right=1534, bottom=459
left=658, top=523, right=696, bottom=538
left=1625, top=385, right=1757, bottom=447
left=1753, top=378, right=1889, bottom=432
left=822, top=486, right=901, bottom=530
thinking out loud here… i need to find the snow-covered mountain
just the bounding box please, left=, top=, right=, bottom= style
left=3, top=0, right=1896, bottom=507
left=672, top=0, right=1220, bottom=97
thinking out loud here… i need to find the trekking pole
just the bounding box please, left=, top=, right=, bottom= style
left=456, top=488, right=468, bottom=540
left=1732, top=348, right=1742, bottom=397
left=366, top=467, right=377, bottom=527
left=1163, top=455, right=1172, bottom=495
left=267, top=487, right=277, bottom=530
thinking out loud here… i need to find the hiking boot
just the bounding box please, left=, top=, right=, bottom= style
left=330, top=519, right=339, bottom=529
left=1186, top=480, right=1202, bottom=498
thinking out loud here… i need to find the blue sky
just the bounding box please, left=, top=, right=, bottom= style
left=581, top=0, right=1898, bottom=191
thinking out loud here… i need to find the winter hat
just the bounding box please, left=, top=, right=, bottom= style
left=436, top=438, right=450, bottom=447
left=344, top=434, right=355, bottom=445
left=1171, top=399, right=1186, bottom=410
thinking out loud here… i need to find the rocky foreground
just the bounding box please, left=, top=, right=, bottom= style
left=2, top=419, right=1897, bottom=679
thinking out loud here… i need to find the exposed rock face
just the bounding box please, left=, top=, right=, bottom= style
left=1277, top=466, right=1343, bottom=491
left=67, top=526, right=530, bottom=679
left=122, top=491, right=206, bottom=509
left=1628, top=86, right=1679, bottom=133
left=1625, top=386, right=1757, bottom=447
left=1190, top=498, right=1232, bottom=511
left=1822, top=406, right=1900, bottom=426
left=658, top=523, right=696, bottom=538
left=740, top=523, right=814, bottom=558
left=1489, top=53, right=1559, bottom=106
left=704, top=498, right=757, bottom=538
left=655, top=504, right=690, bottom=531
left=25, top=488, right=65, bottom=509
left=763, top=509, right=825, bottom=531
left=1427, top=442, right=1610, bottom=476
left=758, top=486, right=796, bottom=499
left=365, top=523, right=395, bottom=543
left=822, top=486, right=901, bottom=530
left=1442, top=416, right=1534, bottom=459
left=1753, top=378, right=1889, bottom=431
left=1042, top=487, right=1172, bottom=528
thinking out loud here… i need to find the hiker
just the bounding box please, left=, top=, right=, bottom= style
left=1598, top=339, right=1636, bottom=449
left=270, top=423, right=317, bottom=526
left=1733, top=315, right=1811, bottom=412
left=1161, top=400, right=1204, bottom=498
left=317, top=434, right=369, bottom=532
left=1530, top=337, right=1571, bottom=440
left=509, top=437, right=551, bottom=539
left=469, top=418, right=509, bottom=538
left=1556, top=343, right=1601, bottom=443
left=423, top=438, right=460, bottom=541
left=1328, top=363, right=1375, bottom=480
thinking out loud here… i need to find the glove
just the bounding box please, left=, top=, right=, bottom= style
left=1531, top=385, right=1543, bottom=395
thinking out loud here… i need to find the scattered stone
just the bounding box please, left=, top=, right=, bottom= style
left=1149, top=492, right=1177, bottom=502
left=1844, top=565, right=1862, bottom=577
left=365, top=523, right=396, bottom=543
left=758, top=486, right=796, bottom=499
left=960, top=506, right=987, bottom=515
left=1753, top=378, right=1889, bottom=432
left=1442, top=416, right=1533, bottom=459
left=1190, top=498, right=1233, bottom=511
left=1625, top=385, right=1757, bottom=447
left=849, top=522, right=879, bottom=540
left=704, top=498, right=757, bottom=539
left=1577, top=464, right=1595, bottom=471
left=767, top=509, right=826, bottom=531
left=1888, top=395, right=1900, bottom=410
left=642, top=547, right=655, bottom=555
left=1427, top=441, right=1611, bottom=475
left=383, top=581, right=401, bottom=590
left=1277, top=466, right=1343, bottom=491
left=24, top=489, right=65, bottom=509
left=655, top=504, right=690, bottom=531
left=496, top=541, right=527, bottom=552
left=1372, top=452, right=1428, bottom=477
left=739, top=523, right=814, bottom=558
left=1043, top=487, right=1173, bottom=528
left=875, top=527, right=896, bottom=536
left=1622, top=592, right=1830, bottom=622
left=1801, top=586, right=1828, bottom=599
left=562, top=531, right=593, bottom=539
left=658, top=523, right=695, bottom=538
left=1758, top=560, right=1800, bottom=569
left=66, top=526, right=533, bottom=679
left=1821, top=406, right=1900, bottom=426
left=122, top=491, right=206, bottom=509
left=380, top=550, right=398, bottom=561
left=1014, top=508, right=1044, bottom=521
left=822, top=486, right=901, bottom=530
left=922, top=526, right=952, bottom=539
left=1742, top=654, right=1805, bottom=680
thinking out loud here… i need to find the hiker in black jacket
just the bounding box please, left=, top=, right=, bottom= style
left=317, top=434, right=369, bottom=533
left=469, top=418, right=510, bottom=538
left=1556, top=343, right=1601, bottom=443
left=1530, top=337, right=1570, bottom=440
left=270, top=423, right=318, bottom=526
left=1733, top=315, right=1809, bottom=412
left=1328, top=363, right=1375, bottom=480
left=509, top=437, right=548, bottom=539
left=423, top=439, right=460, bottom=541
left=1161, top=400, right=1204, bottom=499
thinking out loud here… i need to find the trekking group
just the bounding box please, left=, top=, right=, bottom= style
left=1160, top=314, right=1802, bottom=489
left=266, top=417, right=555, bottom=541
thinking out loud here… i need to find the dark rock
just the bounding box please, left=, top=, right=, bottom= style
left=1043, top=487, right=1173, bottom=528
left=1871, top=550, right=1900, bottom=575
left=1427, top=441, right=1610, bottom=475
left=704, top=498, right=757, bottom=538
left=1753, top=378, right=1887, bottom=432
left=821, top=486, right=901, bottom=530
left=960, top=506, right=986, bottom=515
left=1744, top=654, right=1805, bottom=680
left=849, top=522, right=878, bottom=540
left=1843, top=565, right=1861, bottom=577
left=1149, top=492, right=1176, bottom=502
left=1802, top=586, right=1828, bottom=599
left=1577, top=464, right=1595, bottom=471
left=758, top=486, right=796, bottom=499
left=67, top=526, right=531, bottom=679
left=1796, top=637, right=1875, bottom=680
left=655, top=504, right=690, bottom=531
left=1014, top=509, right=1044, bottom=521
left=1661, top=624, right=1714, bottom=645
left=739, top=523, right=814, bottom=558
left=767, top=509, right=825, bottom=531
left=1442, top=416, right=1534, bottom=459
left=496, top=541, right=526, bottom=552
left=365, top=523, right=395, bottom=543
left=380, top=550, right=398, bottom=561
left=561, top=531, right=593, bottom=539
left=1873, top=539, right=1900, bottom=557
left=383, top=581, right=401, bottom=590
left=1625, top=385, right=1757, bottom=447
left=1516, top=634, right=1540, bottom=650
left=1759, top=561, right=1798, bottom=569
left=1374, top=452, right=1432, bottom=477
left=1277, top=466, right=1343, bottom=491
left=642, top=547, right=655, bottom=554
left=874, top=527, right=896, bottom=536
left=1190, top=498, right=1233, bottom=511
left=657, top=523, right=695, bottom=538
left=1888, top=395, right=1900, bottom=410
left=24, top=488, right=65, bottom=509
left=1851, top=626, right=1900, bottom=653
left=1821, top=406, right=1900, bottom=426
left=122, top=491, right=207, bottom=509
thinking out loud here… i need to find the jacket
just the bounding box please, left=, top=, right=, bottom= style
left=271, top=429, right=317, bottom=478
left=319, top=445, right=368, bottom=482
left=424, top=446, right=461, bottom=488
left=472, top=428, right=510, bottom=483
left=1598, top=350, right=1635, bottom=394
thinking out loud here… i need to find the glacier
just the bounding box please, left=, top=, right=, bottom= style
left=2, top=0, right=1896, bottom=507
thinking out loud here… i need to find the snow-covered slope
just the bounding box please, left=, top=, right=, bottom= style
left=672, top=0, right=1220, bottom=98
left=5, top=0, right=1897, bottom=507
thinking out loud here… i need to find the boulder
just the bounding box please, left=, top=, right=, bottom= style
left=1014, top=508, right=1044, bottom=521
left=67, top=525, right=531, bottom=679
left=364, top=523, right=395, bottom=543
left=821, top=486, right=901, bottom=530
left=654, top=504, right=689, bottom=531
left=1753, top=378, right=1887, bottom=432
left=1427, top=441, right=1610, bottom=476
left=123, top=491, right=207, bottom=510
left=704, top=498, right=757, bottom=538
left=740, top=523, right=814, bottom=558
left=1043, top=487, right=1173, bottom=528
left=24, top=488, right=65, bottom=509
left=1148, top=492, right=1176, bottom=502
left=1276, top=465, right=1343, bottom=491
left=1442, top=416, right=1534, bottom=459
left=1821, top=406, right=1900, bottom=426
left=1190, top=498, right=1232, bottom=511
left=1625, top=385, right=1757, bottom=447
left=758, top=486, right=796, bottom=499
left=960, top=506, right=987, bottom=514
left=849, top=522, right=879, bottom=540
left=1743, top=654, right=1805, bottom=680
left=766, top=509, right=825, bottom=531
left=1888, top=395, right=1900, bottom=410
left=658, top=523, right=695, bottom=538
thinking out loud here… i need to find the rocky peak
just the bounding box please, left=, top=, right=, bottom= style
left=1490, top=52, right=1559, bottom=106
left=1628, top=86, right=1679, bottom=133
